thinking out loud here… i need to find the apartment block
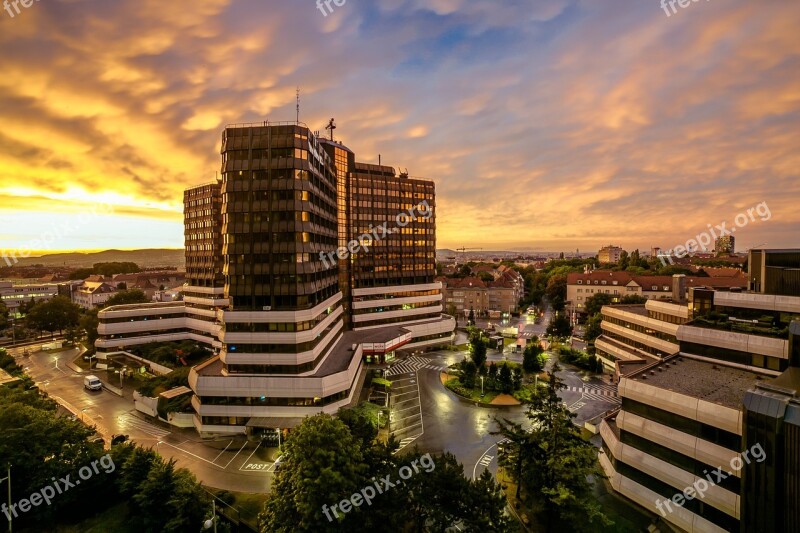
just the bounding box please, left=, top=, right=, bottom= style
left=598, top=245, right=624, bottom=264
left=567, top=271, right=748, bottom=316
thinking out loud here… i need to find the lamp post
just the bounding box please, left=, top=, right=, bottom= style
left=480, top=376, right=484, bottom=397
left=81, top=408, right=87, bottom=423
left=53, top=356, right=59, bottom=369
left=203, top=499, right=217, bottom=533
left=1, top=464, right=11, bottom=533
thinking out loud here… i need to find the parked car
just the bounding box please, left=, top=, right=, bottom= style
left=84, top=375, right=102, bottom=391
left=111, top=434, right=129, bottom=445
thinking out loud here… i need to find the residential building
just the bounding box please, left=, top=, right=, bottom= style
left=715, top=235, right=736, bottom=255
left=441, top=277, right=489, bottom=316
left=72, top=280, right=119, bottom=309
left=566, top=270, right=748, bottom=316
left=0, top=281, right=60, bottom=314
left=599, top=245, right=624, bottom=264
left=96, top=121, right=454, bottom=437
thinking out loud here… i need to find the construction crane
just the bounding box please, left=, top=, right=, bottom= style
left=454, top=247, right=482, bottom=267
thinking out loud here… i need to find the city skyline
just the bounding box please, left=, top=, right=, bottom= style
left=1, top=1, right=799, bottom=252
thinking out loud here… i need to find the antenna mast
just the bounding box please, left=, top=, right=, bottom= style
left=296, top=87, right=300, bottom=124
left=325, top=118, right=336, bottom=141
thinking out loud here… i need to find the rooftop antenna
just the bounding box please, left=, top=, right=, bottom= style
left=296, top=87, right=300, bottom=124
left=325, top=118, right=336, bottom=141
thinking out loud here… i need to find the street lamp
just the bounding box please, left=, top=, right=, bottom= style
left=53, top=356, right=59, bottom=369
left=480, top=376, right=484, bottom=397
left=202, top=500, right=218, bottom=533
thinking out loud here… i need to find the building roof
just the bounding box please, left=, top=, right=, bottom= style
left=568, top=270, right=747, bottom=291
left=567, top=271, right=632, bottom=285
left=692, top=266, right=744, bottom=278
left=445, top=277, right=487, bottom=289
left=627, top=354, right=764, bottom=410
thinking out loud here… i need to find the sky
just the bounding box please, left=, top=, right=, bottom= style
left=0, top=0, right=798, bottom=255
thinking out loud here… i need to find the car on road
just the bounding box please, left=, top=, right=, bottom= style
left=111, top=434, right=129, bottom=445
left=84, top=375, right=103, bottom=391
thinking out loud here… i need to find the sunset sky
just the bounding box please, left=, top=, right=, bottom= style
left=0, top=0, right=798, bottom=255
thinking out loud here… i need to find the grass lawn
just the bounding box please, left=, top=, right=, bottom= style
left=444, top=377, right=500, bottom=403
left=54, top=503, right=138, bottom=533
left=210, top=489, right=268, bottom=529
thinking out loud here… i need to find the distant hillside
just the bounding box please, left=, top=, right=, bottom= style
left=15, top=249, right=185, bottom=269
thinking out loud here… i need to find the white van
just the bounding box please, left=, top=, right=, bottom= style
left=84, top=375, right=102, bottom=391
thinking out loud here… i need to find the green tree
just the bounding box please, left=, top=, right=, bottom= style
left=104, top=289, right=150, bottom=308
left=0, top=301, right=8, bottom=330
left=504, top=363, right=610, bottom=531
left=24, top=296, right=80, bottom=334
left=402, top=452, right=470, bottom=533
left=584, top=292, right=614, bottom=316
left=464, top=469, right=514, bottom=531
left=498, top=364, right=513, bottom=393
left=584, top=313, right=603, bottom=343
left=545, top=275, right=567, bottom=306
left=488, top=361, right=498, bottom=383
left=80, top=308, right=100, bottom=349
left=546, top=313, right=572, bottom=338
left=618, top=250, right=630, bottom=270
left=260, top=415, right=369, bottom=532
left=461, top=359, right=478, bottom=389
left=620, top=294, right=647, bottom=304
left=469, top=335, right=488, bottom=373
left=119, top=446, right=159, bottom=501
left=523, top=342, right=545, bottom=373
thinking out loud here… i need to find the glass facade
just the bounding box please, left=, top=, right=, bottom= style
left=220, top=124, right=339, bottom=311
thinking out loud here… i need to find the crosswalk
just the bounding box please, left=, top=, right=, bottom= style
left=563, top=384, right=621, bottom=404
left=385, top=356, right=450, bottom=377
left=118, top=413, right=171, bottom=438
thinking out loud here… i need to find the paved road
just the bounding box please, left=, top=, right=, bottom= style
left=9, top=345, right=276, bottom=493
left=390, top=348, right=619, bottom=481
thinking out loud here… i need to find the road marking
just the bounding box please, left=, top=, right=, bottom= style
left=472, top=441, right=500, bottom=480
left=237, top=441, right=264, bottom=471
left=156, top=441, right=225, bottom=469
left=222, top=441, right=249, bottom=469
left=212, top=440, right=233, bottom=463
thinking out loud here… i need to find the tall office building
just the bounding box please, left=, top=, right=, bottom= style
left=96, top=121, right=455, bottom=437
left=715, top=235, right=736, bottom=255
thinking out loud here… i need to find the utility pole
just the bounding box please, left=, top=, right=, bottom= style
left=1, top=464, right=11, bottom=533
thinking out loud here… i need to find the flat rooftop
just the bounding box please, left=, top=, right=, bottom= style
left=628, top=354, right=764, bottom=410
left=608, top=304, right=649, bottom=317
left=196, top=318, right=451, bottom=378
